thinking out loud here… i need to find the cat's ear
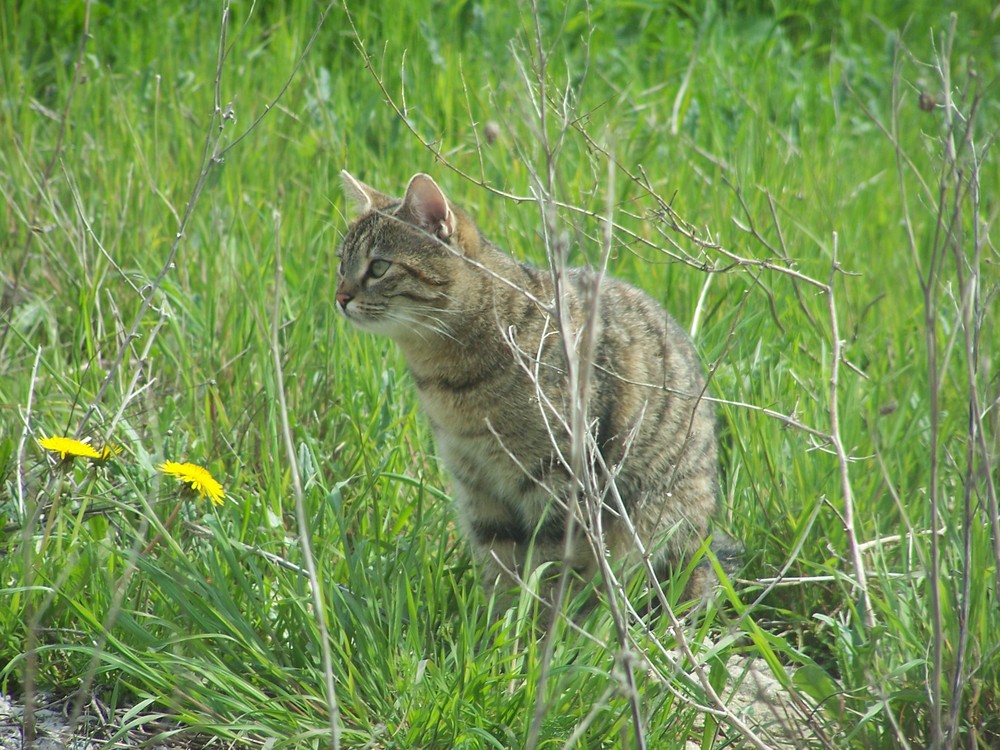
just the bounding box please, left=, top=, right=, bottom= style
left=341, top=170, right=393, bottom=214
left=401, top=173, right=456, bottom=240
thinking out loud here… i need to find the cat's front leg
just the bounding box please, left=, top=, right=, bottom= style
left=474, top=522, right=599, bottom=615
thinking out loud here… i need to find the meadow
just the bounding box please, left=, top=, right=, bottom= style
left=1, top=1, right=997, bottom=748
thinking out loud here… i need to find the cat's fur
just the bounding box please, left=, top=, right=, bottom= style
left=336, top=171, right=727, bottom=603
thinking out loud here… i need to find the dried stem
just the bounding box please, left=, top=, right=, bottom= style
left=269, top=211, right=342, bottom=750
left=874, top=18, right=999, bottom=747
left=826, top=232, right=874, bottom=630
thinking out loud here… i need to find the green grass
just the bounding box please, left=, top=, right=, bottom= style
left=2, top=1, right=998, bottom=748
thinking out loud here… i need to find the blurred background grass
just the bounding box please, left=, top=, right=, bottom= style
left=1, top=0, right=997, bottom=747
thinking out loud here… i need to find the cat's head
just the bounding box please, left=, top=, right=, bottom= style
left=336, top=171, right=480, bottom=343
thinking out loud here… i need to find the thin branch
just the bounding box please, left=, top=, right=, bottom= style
left=343, top=0, right=833, bottom=301
left=74, top=1, right=235, bottom=436
left=923, top=20, right=959, bottom=747
left=826, top=233, right=874, bottom=630
left=76, top=1, right=333, bottom=438
left=269, top=211, right=341, bottom=750
left=217, top=2, right=336, bottom=159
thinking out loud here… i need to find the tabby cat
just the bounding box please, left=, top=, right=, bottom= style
left=336, top=171, right=728, bottom=604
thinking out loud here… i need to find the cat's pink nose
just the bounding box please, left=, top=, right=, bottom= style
left=336, top=292, right=353, bottom=309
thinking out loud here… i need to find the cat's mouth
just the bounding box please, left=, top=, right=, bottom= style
left=339, top=299, right=455, bottom=346
left=337, top=300, right=373, bottom=327
left=337, top=300, right=400, bottom=337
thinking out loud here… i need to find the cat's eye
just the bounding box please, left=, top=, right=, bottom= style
left=368, top=259, right=391, bottom=279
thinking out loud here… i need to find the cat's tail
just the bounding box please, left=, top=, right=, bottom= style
left=709, top=530, right=744, bottom=581
left=681, top=530, right=743, bottom=602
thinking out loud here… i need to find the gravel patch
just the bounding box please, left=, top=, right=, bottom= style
left=2, top=660, right=821, bottom=750
left=0, top=694, right=195, bottom=750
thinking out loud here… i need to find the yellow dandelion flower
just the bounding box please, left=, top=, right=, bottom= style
left=158, top=461, right=226, bottom=506
left=98, top=444, right=123, bottom=461
left=39, top=436, right=103, bottom=460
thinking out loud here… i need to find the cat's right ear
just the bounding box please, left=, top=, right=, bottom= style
left=341, top=170, right=393, bottom=214
left=401, top=173, right=456, bottom=240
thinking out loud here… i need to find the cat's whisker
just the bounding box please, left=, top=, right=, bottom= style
left=384, top=309, right=462, bottom=345
left=402, top=302, right=468, bottom=316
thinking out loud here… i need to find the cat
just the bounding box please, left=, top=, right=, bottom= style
left=336, top=170, right=731, bottom=607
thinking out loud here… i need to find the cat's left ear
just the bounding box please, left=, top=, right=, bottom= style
left=401, top=173, right=456, bottom=240
left=341, top=170, right=393, bottom=214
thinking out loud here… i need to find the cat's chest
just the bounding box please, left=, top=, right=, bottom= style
left=434, top=425, right=557, bottom=512
left=417, top=386, right=553, bottom=487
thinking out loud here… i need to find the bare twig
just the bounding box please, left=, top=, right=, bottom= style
left=921, top=21, right=954, bottom=748
left=343, top=0, right=834, bottom=304
left=269, top=211, right=341, bottom=750
left=514, top=6, right=629, bottom=747
left=826, top=233, right=874, bottom=629
left=74, top=1, right=236, bottom=437
left=873, top=18, right=1000, bottom=748
left=75, top=1, right=333, bottom=439
left=17, top=348, right=44, bottom=745
left=930, top=21, right=997, bottom=750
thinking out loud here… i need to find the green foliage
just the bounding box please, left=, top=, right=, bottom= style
left=1, top=0, right=997, bottom=748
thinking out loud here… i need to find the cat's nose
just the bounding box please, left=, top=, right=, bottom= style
left=335, top=291, right=353, bottom=309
